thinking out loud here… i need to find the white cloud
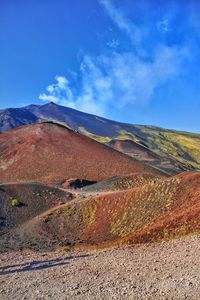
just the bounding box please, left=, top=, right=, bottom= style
left=38, top=94, right=58, bottom=102
left=157, top=18, right=170, bottom=32
left=39, top=0, right=189, bottom=116
left=107, top=38, right=119, bottom=48
left=39, top=75, right=75, bottom=108
left=99, top=0, right=142, bottom=48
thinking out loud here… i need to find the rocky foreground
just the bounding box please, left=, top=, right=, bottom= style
left=0, top=236, right=200, bottom=300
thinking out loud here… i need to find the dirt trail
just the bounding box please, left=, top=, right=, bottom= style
left=0, top=235, right=200, bottom=300
left=0, top=181, right=114, bottom=197
left=20, top=188, right=119, bottom=222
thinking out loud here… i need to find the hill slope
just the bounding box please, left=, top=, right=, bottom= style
left=0, top=107, right=38, bottom=132
left=21, top=102, right=200, bottom=174
left=1, top=102, right=200, bottom=175
left=0, top=182, right=71, bottom=230
left=1, top=172, right=200, bottom=251
left=0, top=122, right=163, bottom=185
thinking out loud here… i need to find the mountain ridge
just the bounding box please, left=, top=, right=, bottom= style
left=0, top=121, right=163, bottom=185
left=1, top=102, right=200, bottom=175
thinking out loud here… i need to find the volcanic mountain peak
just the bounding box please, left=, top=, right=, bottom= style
left=1, top=102, right=200, bottom=175
left=37, top=101, right=59, bottom=110
left=46, top=101, right=60, bottom=107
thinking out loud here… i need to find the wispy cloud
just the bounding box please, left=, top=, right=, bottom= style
left=99, top=0, right=142, bottom=49
left=157, top=17, right=170, bottom=32
left=39, top=76, right=76, bottom=109
left=39, top=0, right=189, bottom=116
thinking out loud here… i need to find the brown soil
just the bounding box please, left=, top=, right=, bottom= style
left=82, top=172, right=161, bottom=192
left=1, top=172, right=200, bottom=252
left=0, top=122, right=165, bottom=185
left=0, top=182, right=72, bottom=230
left=107, top=139, right=158, bottom=160
left=0, top=121, right=200, bottom=299
left=0, top=235, right=200, bottom=299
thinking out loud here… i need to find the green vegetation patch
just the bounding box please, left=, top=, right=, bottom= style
left=111, top=177, right=181, bottom=237
left=81, top=203, right=97, bottom=225
left=11, top=198, right=21, bottom=207
left=78, top=127, right=111, bottom=143
left=137, top=126, right=200, bottom=170
left=64, top=205, right=77, bottom=217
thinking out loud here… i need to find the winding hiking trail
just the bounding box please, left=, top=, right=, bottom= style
left=0, top=181, right=114, bottom=197
left=1, top=174, right=200, bottom=299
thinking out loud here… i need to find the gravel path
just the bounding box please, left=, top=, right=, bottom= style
left=0, top=235, right=200, bottom=300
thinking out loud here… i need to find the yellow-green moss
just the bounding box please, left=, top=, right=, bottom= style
left=11, top=198, right=20, bottom=207
left=111, top=178, right=180, bottom=237
left=81, top=203, right=96, bottom=225
left=78, top=127, right=111, bottom=143
left=64, top=205, right=77, bottom=217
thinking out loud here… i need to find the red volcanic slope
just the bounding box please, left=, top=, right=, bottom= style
left=43, top=172, right=200, bottom=248
left=0, top=122, right=164, bottom=184
left=6, top=171, right=200, bottom=251
left=107, top=139, right=158, bottom=160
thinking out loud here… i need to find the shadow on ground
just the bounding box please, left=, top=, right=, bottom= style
left=0, top=254, right=91, bottom=275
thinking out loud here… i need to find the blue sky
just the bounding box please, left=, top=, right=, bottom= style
left=0, top=0, right=200, bottom=132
